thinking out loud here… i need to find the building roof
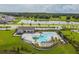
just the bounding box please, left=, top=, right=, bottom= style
left=17, top=27, right=35, bottom=31
left=0, top=20, right=8, bottom=24
left=2, top=15, right=15, bottom=21
left=6, top=16, right=15, bottom=21
left=16, top=29, right=24, bottom=34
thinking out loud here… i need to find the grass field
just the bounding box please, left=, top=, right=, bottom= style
left=0, top=30, right=77, bottom=54
left=61, top=30, right=79, bottom=53
left=61, top=30, right=79, bottom=42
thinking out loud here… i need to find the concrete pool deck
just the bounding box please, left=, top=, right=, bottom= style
left=21, top=32, right=65, bottom=48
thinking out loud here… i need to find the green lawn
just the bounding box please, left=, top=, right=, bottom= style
left=0, top=30, right=76, bottom=54
left=0, top=30, right=22, bottom=50
left=61, top=30, right=79, bottom=42
left=61, top=30, right=79, bottom=53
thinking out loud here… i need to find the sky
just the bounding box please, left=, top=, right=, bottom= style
left=0, top=4, right=79, bottom=13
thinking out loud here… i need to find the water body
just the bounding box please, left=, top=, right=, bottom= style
left=33, top=32, right=56, bottom=43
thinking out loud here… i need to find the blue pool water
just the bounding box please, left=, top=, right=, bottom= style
left=33, top=32, right=55, bottom=43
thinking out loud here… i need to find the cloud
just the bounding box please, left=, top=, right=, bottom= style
left=0, top=4, right=79, bottom=13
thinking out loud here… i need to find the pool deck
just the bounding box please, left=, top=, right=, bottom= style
left=21, top=32, right=66, bottom=48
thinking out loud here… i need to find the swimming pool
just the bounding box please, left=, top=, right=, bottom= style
left=32, top=32, right=55, bottom=43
